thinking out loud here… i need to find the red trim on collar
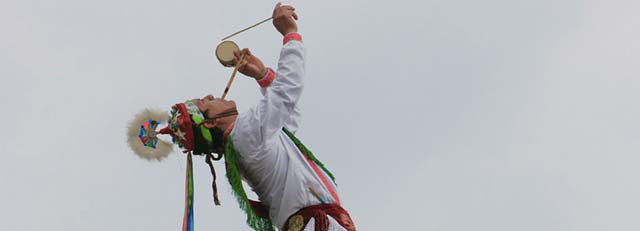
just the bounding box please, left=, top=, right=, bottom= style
left=223, top=122, right=235, bottom=143
left=283, top=32, right=302, bottom=45
left=257, top=68, right=275, bottom=88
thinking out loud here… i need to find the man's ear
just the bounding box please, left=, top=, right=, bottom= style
left=203, top=119, right=217, bottom=129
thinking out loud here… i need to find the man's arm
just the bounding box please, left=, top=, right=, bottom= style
left=232, top=3, right=304, bottom=149
left=268, top=32, right=304, bottom=135
left=256, top=63, right=303, bottom=135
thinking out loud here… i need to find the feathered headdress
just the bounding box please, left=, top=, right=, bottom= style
left=126, top=100, right=225, bottom=231
left=126, top=101, right=214, bottom=158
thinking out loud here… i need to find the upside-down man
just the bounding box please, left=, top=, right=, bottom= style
left=140, top=3, right=357, bottom=231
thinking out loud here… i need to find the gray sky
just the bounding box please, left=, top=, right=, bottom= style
left=1, top=0, right=639, bottom=230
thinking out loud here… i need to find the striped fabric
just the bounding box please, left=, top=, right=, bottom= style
left=182, top=153, right=194, bottom=231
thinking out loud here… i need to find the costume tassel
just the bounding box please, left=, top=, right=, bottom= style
left=182, top=153, right=194, bottom=231
left=205, top=153, right=221, bottom=206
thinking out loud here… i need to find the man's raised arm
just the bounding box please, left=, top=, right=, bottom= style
left=232, top=3, right=305, bottom=147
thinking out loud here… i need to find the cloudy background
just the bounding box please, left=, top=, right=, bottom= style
left=1, top=0, right=638, bottom=230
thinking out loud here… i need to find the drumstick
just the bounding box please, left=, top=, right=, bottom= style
left=221, top=53, right=245, bottom=100
left=221, top=16, right=273, bottom=41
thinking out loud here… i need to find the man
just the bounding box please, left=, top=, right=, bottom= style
left=192, top=3, right=356, bottom=231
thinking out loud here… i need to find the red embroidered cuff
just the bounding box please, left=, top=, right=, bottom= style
left=257, top=68, right=275, bottom=88
left=283, top=32, right=302, bottom=45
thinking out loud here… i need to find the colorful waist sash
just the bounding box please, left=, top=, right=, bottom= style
left=283, top=204, right=356, bottom=231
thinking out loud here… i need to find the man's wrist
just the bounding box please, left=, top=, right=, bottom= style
left=283, top=29, right=297, bottom=36
left=283, top=32, right=302, bottom=45
left=254, top=67, right=268, bottom=81
left=256, top=68, right=275, bottom=88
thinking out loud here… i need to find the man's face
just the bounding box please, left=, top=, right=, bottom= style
left=191, top=94, right=237, bottom=119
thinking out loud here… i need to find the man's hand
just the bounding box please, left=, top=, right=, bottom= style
left=233, top=48, right=267, bottom=80
left=272, top=3, right=298, bottom=36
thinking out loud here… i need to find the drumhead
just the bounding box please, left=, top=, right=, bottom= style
left=215, top=41, right=240, bottom=67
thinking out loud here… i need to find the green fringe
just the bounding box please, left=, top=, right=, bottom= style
left=224, top=140, right=275, bottom=231
left=283, top=128, right=336, bottom=183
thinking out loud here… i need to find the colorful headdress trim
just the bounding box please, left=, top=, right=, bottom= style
left=164, top=100, right=216, bottom=153
left=138, top=119, right=161, bottom=148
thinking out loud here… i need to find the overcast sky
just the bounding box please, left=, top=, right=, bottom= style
left=1, top=0, right=639, bottom=230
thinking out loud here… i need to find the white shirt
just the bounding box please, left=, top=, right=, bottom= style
left=229, top=36, right=342, bottom=230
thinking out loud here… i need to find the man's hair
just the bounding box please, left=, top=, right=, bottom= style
left=190, top=115, right=225, bottom=207
left=191, top=122, right=226, bottom=156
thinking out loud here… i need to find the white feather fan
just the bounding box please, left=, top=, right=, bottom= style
left=126, top=108, right=173, bottom=161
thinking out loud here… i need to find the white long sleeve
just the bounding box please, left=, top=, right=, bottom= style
left=233, top=38, right=306, bottom=153
left=257, top=65, right=303, bottom=135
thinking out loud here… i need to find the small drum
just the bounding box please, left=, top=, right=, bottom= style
left=215, top=40, right=240, bottom=67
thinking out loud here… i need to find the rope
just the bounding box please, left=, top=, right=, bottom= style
left=205, top=153, right=221, bottom=206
